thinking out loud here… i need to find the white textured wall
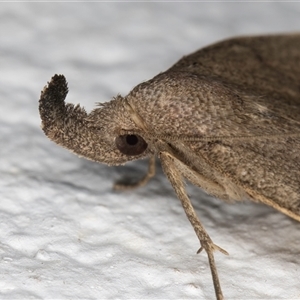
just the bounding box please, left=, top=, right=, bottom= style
left=0, top=2, right=300, bottom=299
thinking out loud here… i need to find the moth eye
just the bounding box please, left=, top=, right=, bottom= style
left=115, top=134, right=148, bottom=156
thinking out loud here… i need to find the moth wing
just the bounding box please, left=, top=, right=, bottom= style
left=191, top=136, right=300, bottom=220
left=169, top=34, right=300, bottom=99
left=166, top=35, right=300, bottom=219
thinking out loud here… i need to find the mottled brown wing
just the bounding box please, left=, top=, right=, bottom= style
left=169, top=34, right=300, bottom=219
left=193, top=136, right=300, bottom=220
left=170, top=34, right=300, bottom=101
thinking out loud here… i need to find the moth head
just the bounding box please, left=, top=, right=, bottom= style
left=39, top=74, right=151, bottom=166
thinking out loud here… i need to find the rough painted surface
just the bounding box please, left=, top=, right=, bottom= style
left=0, top=3, right=300, bottom=299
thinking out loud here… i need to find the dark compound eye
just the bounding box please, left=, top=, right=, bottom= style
left=115, top=134, right=148, bottom=156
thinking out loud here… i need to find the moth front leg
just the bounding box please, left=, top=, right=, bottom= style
left=114, top=156, right=156, bottom=190
left=160, top=151, right=228, bottom=300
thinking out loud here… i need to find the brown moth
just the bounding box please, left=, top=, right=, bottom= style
left=39, top=34, right=300, bottom=300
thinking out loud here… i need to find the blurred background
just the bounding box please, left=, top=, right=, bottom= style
left=0, top=2, right=300, bottom=299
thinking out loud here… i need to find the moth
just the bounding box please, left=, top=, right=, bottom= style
left=39, top=34, right=300, bottom=300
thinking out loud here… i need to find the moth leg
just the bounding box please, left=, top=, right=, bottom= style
left=160, top=151, right=227, bottom=300
left=114, top=155, right=156, bottom=190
